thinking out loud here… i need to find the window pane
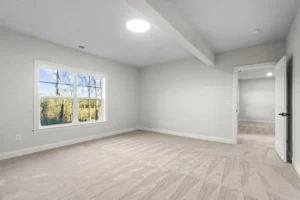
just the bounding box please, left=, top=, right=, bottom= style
left=40, top=99, right=73, bottom=126
left=77, top=74, right=101, bottom=98
left=39, top=83, right=73, bottom=97
left=78, top=99, right=101, bottom=122
left=39, top=68, right=73, bottom=97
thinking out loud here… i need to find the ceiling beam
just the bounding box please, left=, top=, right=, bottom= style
left=124, top=0, right=215, bottom=66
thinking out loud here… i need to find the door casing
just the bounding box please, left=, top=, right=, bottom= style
left=232, top=62, right=276, bottom=144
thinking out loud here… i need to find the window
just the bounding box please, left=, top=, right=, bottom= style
left=34, top=61, right=106, bottom=131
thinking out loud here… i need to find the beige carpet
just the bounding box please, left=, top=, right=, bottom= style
left=238, top=121, right=275, bottom=148
left=0, top=130, right=300, bottom=200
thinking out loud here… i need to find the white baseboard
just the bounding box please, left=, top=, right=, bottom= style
left=239, top=119, right=275, bottom=123
left=293, top=160, right=300, bottom=178
left=139, top=127, right=234, bottom=144
left=0, top=127, right=139, bottom=161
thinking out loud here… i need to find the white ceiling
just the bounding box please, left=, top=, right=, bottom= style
left=239, top=67, right=275, bottom=80
left=0, top=0, right=299, bottom=67
left=171, top=0, right=300, bottom=52
left=0, top=0, right=192, bottom=67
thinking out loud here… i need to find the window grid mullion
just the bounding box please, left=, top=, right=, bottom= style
left=39, top=96, right=75, bottom=99
left=73, top=73, right=78, bottom=124
left=36, top=63, right=106, bottom=130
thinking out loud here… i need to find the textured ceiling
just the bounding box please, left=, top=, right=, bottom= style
left=0, top=0, right=192, bottom=67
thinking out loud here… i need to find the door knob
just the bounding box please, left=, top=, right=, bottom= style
left=278, top=113, right=290, bottom=117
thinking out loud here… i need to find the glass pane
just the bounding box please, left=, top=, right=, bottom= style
left=39, top=68, right=73, bottom=97
left=77, top=74, right=101, bottom=98
left=40, top=99, right=73, bottom=126
left=78, top=99, right=101, bottom=122
left=39, top=83, right=73, bottom=97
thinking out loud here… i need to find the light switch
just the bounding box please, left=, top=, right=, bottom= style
left=226, top=100, right=232, bottom=105
left=16, top=135, right=22, bottom=140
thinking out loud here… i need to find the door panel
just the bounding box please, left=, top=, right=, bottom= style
left=275, top=56, right=287, bottom=162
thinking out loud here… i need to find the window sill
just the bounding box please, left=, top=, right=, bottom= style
left=33, top=120, right=108, bottom=134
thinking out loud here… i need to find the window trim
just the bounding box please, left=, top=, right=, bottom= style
left=33, top=60, right=107, bottom=133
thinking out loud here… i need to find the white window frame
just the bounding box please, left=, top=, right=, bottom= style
left=33, top=60, right=107, bottom=133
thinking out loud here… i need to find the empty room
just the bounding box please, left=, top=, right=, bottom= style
left=0, top=0, right=300, bottom=200
left=237, top=66, right=276, bottom=147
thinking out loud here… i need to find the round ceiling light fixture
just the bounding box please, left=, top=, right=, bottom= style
left=266, top=72, right=273, bottom=77
left=126, top=19, right=151, bottom=33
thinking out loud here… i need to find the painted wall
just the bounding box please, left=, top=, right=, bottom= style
left=0, top=27, right=288, bottom=157
left=238, top=78, right=275, bottom=122
left=286, top=9, right=300, bottom=174
left=0, top=28, right=139, bottom=154
left=140, top=41, right=285, bottom=141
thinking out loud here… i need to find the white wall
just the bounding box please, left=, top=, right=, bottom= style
left=286, top=9, right=300, bottom=174
left=238, top=78, right=275, bottom=122
left=0, top=28, right=139, bottom=154
left=140, top=41, right=285, bottom=141
left=0, top=27, right=288, bottom=157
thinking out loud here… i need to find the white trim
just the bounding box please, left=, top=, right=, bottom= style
left=34, top=60, right=108, bottom=77
left=139, top=127, right=234, bottom=144
left=73, top=73, right=79, bottom=123
left=235, top=62, right=276, bottom=71
left=232, top=61, right=276, bottom=145
left=33, top=61, right=39, bottom=131
left=34, top=60, right=107, bottom=132
left=238, top=119, right=275, bottom=124
left=39, top=96, right=75, bottom=99
left=232, top=71, right=239, bottom=144
left=76, top=97, right=103, bottom=100
left=293, top=160, right=300, bottom=178
left=33, top=120, right=108, bottom=134
left=0, top=127, right=139, bottom=161
left=102, top=77, right=107, bottom=121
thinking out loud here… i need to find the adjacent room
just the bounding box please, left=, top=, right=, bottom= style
left=0, top=0, right=300, bottom=199
left=237, top=66, right=276, bottom=147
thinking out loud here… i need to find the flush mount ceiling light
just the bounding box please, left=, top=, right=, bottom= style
left=266, top=72, right=273, bottom=77
left=126, top=19, right=151, bottom=33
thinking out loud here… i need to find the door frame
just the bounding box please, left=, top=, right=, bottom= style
left=232, top=61, right=276, bottom=144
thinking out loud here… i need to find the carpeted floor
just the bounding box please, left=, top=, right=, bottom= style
left=238, top=121, right=275, bottom=148
left=0, top=129, right=299, bottom=200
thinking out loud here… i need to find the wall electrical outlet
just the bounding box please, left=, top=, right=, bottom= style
left=16, top=135, right=22, bottom=141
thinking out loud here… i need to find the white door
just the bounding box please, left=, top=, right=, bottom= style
left=275, top=56, right=288, bottom=162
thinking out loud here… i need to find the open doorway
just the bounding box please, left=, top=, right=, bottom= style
left=233, top=57, right=289, bottom=162
left=237, top=65, right=276, bottom=148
